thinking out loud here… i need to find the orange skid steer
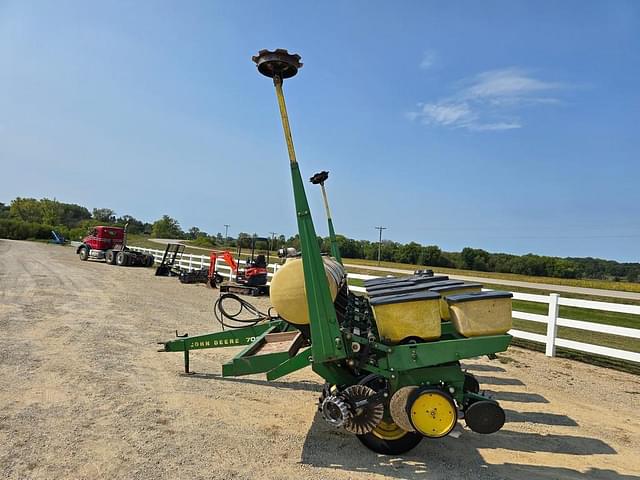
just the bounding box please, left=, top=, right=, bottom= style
left=212, top=237, right=270, bottom=296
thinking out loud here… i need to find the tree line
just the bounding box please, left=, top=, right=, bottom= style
left=1, top=197, right=638, bottom=283
left=317, top=236, right=639, bottom=282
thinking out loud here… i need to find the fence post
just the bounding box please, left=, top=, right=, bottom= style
left=546, top=293, right=560, bottom=357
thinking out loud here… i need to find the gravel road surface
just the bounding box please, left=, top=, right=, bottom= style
left=1, top=239, right=639, bottom=480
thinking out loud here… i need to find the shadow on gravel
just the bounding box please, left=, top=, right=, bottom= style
left=505, top=409, right=579, bottom=426
left=473, top=374, right=525, bottom=386
left=300, top=412, right=622, bottom=480
left=185, top=372, right=322, bottom=393
left=487, top=390, right=550, bottom=403
left=462, top=363, right=507, bottom=373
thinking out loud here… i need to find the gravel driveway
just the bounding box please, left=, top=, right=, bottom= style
left=1, top=239, right=638, bottom=480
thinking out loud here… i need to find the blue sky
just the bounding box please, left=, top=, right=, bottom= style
left=1, top=1, right=639, bottom=261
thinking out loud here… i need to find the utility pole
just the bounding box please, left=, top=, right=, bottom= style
left=375, top=226, right=387, bottom=266
left=269, top=231, right=277, bottom=252
left=224, top=224, right=230, bottom=245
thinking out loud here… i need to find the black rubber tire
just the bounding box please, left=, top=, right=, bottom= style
left=116, top=251, right=128, bottom=266
left=105, top=250, right=116, bottom=265
left=78, top=247, right=89, bottom=261
left=356, top=429, right=423, bottom=455
left=144, top=255, right=154, bottom=267
left=464, top=400, right=505, bottom=434
left=464, top=372, right=480, bottom=394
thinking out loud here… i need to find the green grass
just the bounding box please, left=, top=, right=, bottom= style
left=343, top=257, right=640, bottom=293
left=511, top=306, right=639, bottom=353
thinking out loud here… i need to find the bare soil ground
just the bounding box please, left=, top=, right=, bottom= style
left=1, top=239, right=639, bottom=480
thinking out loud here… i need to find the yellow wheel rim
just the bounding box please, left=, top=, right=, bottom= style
left=371, top=419, right=408, bottom=441
left=409, top=391, right=457, bottom=438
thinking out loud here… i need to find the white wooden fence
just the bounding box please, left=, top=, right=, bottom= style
left=131, top=246, right=640, bottom=365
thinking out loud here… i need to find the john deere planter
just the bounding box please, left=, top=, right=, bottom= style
left=159, top=49, right=514, bottom=455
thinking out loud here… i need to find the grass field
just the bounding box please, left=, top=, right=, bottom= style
left=344, top=257, right=640, bottom=293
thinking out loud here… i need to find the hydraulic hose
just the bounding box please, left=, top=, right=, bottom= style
left=213, top=293, right=276, bottom=330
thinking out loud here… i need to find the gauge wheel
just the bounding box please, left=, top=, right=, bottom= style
left=408, top=389, right=457, bottom=439
left=356, top=419, right=422, bottom=455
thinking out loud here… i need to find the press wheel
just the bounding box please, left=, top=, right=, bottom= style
left=464, top=400, right=505, bottom=434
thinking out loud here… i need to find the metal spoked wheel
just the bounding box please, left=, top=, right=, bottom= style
left=356, top=418, right=423, bottom=455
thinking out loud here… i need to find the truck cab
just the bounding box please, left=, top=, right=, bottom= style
left=77, top=225, right=154, bottom=267
left=83, top=226, right=125, bottom=253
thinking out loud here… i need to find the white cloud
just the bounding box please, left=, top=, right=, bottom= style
left=419, top=50, right=437, bottom=70
left=462, top=68, right=559, bottom=100
left=419, top=102, right=475, bottom=127
left=468, top=121, right=521, bottom=131
left=408, top=67, right=563, bottom=131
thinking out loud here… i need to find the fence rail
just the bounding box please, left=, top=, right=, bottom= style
left=130, top=246, right=640, bottom=365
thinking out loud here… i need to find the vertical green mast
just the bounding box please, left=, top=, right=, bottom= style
left=310, top=171, right=343, bottom=264
left=252, top=49, right=346, bottom=364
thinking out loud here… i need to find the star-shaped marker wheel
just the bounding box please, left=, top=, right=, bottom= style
left=252, top=49, right=303, bottom=79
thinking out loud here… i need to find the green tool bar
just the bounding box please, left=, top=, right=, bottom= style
left=385, top=334, right=512, bottom=371
left=266, top=347, right=312, bottom=381
left=159, top=323, right=276, bottom=352
left=222, top=350, right=291, bottom=377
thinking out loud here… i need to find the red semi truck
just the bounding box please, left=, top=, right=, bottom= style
left=76, top=225, right=155, bottom=267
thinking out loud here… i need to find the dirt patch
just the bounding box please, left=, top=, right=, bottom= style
left=1, top=239, right=639, bottom=480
